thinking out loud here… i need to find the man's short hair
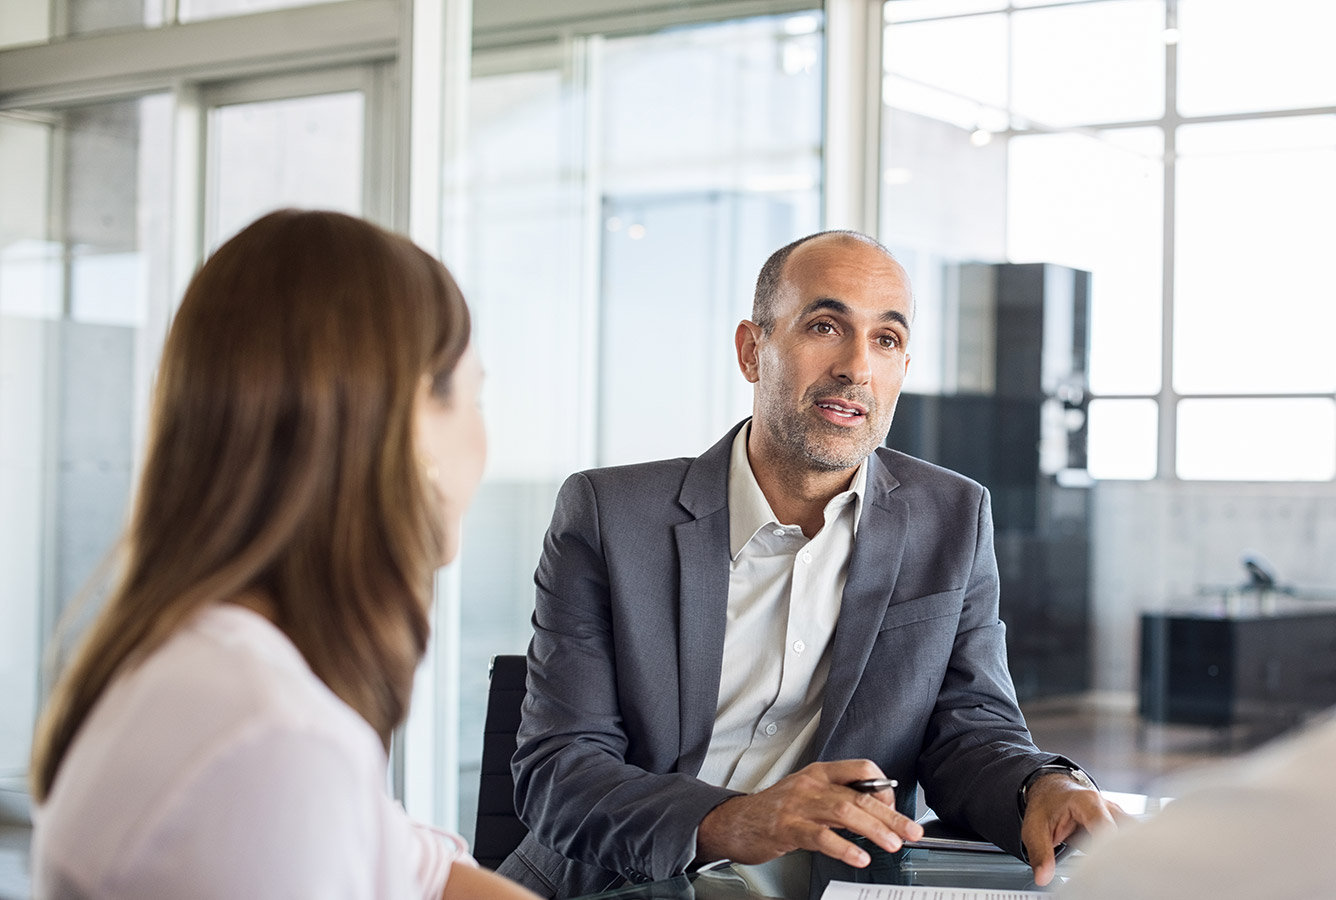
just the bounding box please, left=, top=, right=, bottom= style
left=750, top=230, right=899, bottom=334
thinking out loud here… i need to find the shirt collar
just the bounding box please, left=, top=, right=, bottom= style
left=727, top=422, right=870, bottom=560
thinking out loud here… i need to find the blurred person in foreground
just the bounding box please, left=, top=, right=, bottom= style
left=1061, top=709, right=1336, bottom=899
left=29, top=210, right=537, bottom=900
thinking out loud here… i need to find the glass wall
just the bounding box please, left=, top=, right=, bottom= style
left=206, top=90, right=365, bottom=249
left=0, top=95, right=173, bottom=786
left=456, top=10, right=823, bottom=842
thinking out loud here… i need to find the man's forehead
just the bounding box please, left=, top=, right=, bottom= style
left=779, top=236, right=912, bottom=314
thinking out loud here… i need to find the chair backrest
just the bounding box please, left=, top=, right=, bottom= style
left=473, top=654, right=530, bottom=870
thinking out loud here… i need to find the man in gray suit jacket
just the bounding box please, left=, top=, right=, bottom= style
left=498, top=231, right=1123, bottom=898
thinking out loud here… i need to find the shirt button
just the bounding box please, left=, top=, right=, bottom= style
left=801, top=551, right=813, bottom=564
left=773, top=528, right=785, bottom=536
left=764, top=723, right=778, bottom=736
left=793, top=640, right=806, bottom=654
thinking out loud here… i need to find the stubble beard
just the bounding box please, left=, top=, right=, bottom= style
left=762, top=387, right=889, bottom=473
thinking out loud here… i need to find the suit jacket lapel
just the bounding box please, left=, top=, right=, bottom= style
left=673, top=420, right=746, bottom=774
left=813, top=450, right=909, bottom=757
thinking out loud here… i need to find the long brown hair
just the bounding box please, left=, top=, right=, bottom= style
left=31, top=209, right=470, bottom=801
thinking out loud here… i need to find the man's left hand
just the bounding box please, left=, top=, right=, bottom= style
left=1020, top=775, right=1129, bottom=887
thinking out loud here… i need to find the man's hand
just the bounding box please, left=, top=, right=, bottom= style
left=1021, top=775, right=1129, bottom=887
left=695, top=760, right=924, bottom=868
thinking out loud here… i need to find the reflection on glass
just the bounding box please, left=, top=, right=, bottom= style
left=1177, top=398, right=1336, bottom=481
left=1087, top=398, right=1157, bottom=480
left=0, top=95, right=172, bottom=784
left=1178, top=0, right=1336, bottom=116
left=1174, top=117, right=1336, bottom=395
left=207, top=92, right=363, bottom=250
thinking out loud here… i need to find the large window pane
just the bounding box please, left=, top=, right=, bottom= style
left=883, top=12, right=1009, bottom=133
left=597, top=16, right=821, bottom=462
left=0, top=0, right=50, bottom=47
left=0, top=95, right=173, bottom=792
left=1087, top=398, right=1157, bottom=480
left=1177, top=0, right=1336, bottom=117
left=1178, top=398, right=1336, bottom=481
left=882, top=10, right=1009, bottom=395
left=1174, top=117, right=1336, bottom=395
left=885, top=0, right=1005, bottom=21
left=181, top=0, right=330, bottom=22
left=1011, top=1, right=1165, bottom=128
left=207, top=91, right=363, bottom=249
left=0, top=0, right=165, bottom=43
left=457, top=13, right=823, bottom=843
left=1009, top=128, right=1163, bottom=395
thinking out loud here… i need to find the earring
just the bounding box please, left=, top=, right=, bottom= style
left=419, top=454, right=440, bottom=484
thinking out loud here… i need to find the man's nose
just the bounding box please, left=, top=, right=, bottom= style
left=833, top=337, right=872, bottom=385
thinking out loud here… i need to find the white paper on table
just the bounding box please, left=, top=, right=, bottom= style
left=820, top=881, right=1044, bottom=900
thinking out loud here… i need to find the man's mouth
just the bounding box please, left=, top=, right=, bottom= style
left=815, top=400, right=867, bottom=419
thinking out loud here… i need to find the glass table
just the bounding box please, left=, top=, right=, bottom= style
left=574, top=793, right=1160, bottom=900
left=575, top=843, right=1071, bottom=900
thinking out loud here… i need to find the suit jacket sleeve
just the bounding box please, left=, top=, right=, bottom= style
left=510, top=471, right=739, bottom=883
left=914, top=486, right=1065, bottom=858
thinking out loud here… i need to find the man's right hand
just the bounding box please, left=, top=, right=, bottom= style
left=695, top=760, right=925, bottom=868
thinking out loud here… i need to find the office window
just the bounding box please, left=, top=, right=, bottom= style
left=457, top=10, right=822, bottom=843
left=181, top=0, right=332, bottom=22
left=1174, top=117, right=1336, bottom=396
left=1009, top=0, right=1164, bottom=128
left=0, top=0, right=166, bottom=44
left=0, top=95, right=173, bottom=783
left=1176, top=0, right=1336, bottom=117
left=1, top=0, right=51, bottom=47
left=882, top=0, right=1336, bottom=482
left=1177, top=399, right=1336, bottom=482
left=1087, top=399, right=1158, bottom=480
left=207, top=91, right=365, bottom=250
left=1008, top=128, right=1162, bottom=397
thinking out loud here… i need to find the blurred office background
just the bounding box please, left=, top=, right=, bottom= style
left=2, top=0, right=1335, bottom=893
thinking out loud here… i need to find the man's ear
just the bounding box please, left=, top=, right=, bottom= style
left=735, top=320, right=762, bottom=384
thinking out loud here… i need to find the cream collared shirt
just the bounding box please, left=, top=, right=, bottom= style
left=696, top=423, right=868, bottom=793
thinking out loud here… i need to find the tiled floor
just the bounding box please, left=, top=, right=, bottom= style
left=1021, top=693, right=1281, bottom=797
left=0, top=694, right=1283, bottom=899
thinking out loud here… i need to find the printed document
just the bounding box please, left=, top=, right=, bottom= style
left=821, top=881, right=1044, bottom=900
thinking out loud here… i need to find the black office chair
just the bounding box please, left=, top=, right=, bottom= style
left=473, top=654, right=530, bottom=870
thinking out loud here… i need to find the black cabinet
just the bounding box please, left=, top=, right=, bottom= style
left=885, top=263, right=1093, bottom=700
left=1139, top=608, right=1336, bottom=726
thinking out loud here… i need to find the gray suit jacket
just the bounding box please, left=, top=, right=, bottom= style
left=498, top=420, right=1064, bottom=898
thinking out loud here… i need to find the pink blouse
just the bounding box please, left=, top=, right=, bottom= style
left=33, top=604, right=472, bottom=899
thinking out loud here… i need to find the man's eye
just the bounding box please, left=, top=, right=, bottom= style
left=878, top=334, right=901, bottom=349
left=813, top=321, right=835, bottom=334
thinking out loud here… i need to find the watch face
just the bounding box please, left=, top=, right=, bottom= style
left=1070, top=769, right=1097, bottom=791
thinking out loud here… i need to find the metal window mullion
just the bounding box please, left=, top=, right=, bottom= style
left=1158, top=0, right=1180, bottom=482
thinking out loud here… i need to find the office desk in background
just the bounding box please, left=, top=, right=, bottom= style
left=1139, top=598, right=1336, bottom=727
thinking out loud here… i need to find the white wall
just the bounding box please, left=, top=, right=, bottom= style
left=1090, top=479, right=1336, bottom=693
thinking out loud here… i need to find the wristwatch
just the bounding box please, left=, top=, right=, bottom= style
left=1017, top=763, right=1098, bottom=816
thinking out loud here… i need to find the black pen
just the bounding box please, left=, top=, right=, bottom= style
left=847, top=777, right=898, bottom=793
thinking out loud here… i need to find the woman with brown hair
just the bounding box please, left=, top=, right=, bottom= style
left=29, top=210, right=536, bottom=900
